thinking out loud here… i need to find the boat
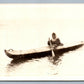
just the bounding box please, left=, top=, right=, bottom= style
left=4, top=42, right=84, bottom=59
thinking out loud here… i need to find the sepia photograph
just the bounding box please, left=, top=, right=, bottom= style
left=0, top=4, right=84, bottom=80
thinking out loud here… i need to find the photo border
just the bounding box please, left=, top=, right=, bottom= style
left=0, top=0, right=84, bottom=3
left=0, top=0, right=84, bottom=84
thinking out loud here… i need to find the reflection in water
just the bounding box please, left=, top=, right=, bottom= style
left=8, top=43, right=84, bottom=68
left=49, top=43, right=84, bottom=65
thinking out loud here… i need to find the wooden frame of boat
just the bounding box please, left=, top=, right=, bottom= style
left=4, top=42, right=84, bottom=59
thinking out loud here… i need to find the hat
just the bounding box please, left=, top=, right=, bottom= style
left=52, top=32, right=56, bottom=36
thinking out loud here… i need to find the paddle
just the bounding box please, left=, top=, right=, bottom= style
left=49, top=38, right=55, bottom=57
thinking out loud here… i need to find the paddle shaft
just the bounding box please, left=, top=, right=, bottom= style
left=49, top=38, right=55, bottom=57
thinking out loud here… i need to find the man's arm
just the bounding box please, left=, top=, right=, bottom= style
left=56, top=38, right=63, bottom=46
left=47, top=38, right=51, bottom=46
left=48, top=41, right=50, bottom=46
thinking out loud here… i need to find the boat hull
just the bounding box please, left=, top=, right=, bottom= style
left=4, top=43, right=84, bottom=59
left=4, top=49, right=51, bottom=59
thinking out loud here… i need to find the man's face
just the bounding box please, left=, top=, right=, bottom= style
left=52, top=34, right=56, bottom=39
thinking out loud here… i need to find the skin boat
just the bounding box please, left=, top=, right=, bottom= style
left=4, top=42, right=84, bottom=59
left=5, top=46, right=51, bottom=59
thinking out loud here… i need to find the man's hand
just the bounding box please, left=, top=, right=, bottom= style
left=60, top=43, right=63, bottom=46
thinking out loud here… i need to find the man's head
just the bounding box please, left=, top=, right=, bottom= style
left=52, top=32, right=56, bottom=39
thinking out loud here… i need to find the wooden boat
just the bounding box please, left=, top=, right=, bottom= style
left=4, top=42, right=84, bottom=59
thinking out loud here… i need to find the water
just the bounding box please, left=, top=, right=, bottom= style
left=1, top=46, right=84, bottom=80
left=0, top=4, right=84, bottom=80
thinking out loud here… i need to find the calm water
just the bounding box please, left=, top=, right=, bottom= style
left=0, top=19, right=84, bottom=80
left=1, top=45, right=84, bottom=78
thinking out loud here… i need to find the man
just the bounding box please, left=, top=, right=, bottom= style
left=48, top=32, right=63, bottom=49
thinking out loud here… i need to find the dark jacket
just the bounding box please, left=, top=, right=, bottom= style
left=48, top=38, right=63, bottom=46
